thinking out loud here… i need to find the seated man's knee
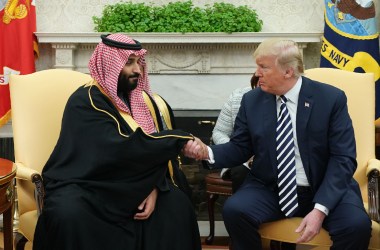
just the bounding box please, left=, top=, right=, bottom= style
left=222, top=197, right=240, bottom=223
left=48, top=197, right=85, bottom=224
left=222, top=195, right=259, bottom=228
left=351, top=214, right=372, bottom=237
left=331, top=212, right=372, bottom=240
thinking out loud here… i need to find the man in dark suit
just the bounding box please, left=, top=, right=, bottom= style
left=183, top=38, right=371, bottom=250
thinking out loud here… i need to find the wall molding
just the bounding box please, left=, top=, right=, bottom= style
left=35, top=32, right=322, bottom=74
left=36, top=32, right=322, bottom=43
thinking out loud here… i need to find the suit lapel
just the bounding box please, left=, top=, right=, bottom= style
left=296, top=77, right=314, bottom=178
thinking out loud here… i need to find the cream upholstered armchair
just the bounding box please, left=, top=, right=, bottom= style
left=259, top=68, right=380, bottom=249
left=9, top=69, right=92, bottom=249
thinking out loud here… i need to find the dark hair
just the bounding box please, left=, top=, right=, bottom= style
left=250, top=72, right=259, bottom=89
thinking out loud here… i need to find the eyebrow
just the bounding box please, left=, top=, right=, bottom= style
left=128, top=56, right=140, bottom=60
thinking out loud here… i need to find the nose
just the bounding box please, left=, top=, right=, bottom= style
left=255, top=68, right=263, bottom=77
left=133, top=63, right=142, bottom=74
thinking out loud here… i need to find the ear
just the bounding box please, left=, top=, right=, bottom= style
left=284, top=67, right=294, bottom=79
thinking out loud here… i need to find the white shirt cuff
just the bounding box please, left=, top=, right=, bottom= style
left=207, top=146, right=215, bottom=164
left=314, top=203, right=329, bottom=216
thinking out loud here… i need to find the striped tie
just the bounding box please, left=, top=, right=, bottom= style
left=276, top=95, right=298, bottom=217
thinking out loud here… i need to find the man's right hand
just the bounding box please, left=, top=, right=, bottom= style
left=183, top=136, right=209, bottom=160
left=295, top=208, right=326, bottom=243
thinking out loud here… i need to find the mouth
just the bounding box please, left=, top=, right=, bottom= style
left=129, top=76, right=139, bottom=81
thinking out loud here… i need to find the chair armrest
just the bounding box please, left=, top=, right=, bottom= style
left=16, top=163, right=40, bottom=181
left=15, top=163, right=45, bottom=215
left=367, top=159, right=380, bottom=222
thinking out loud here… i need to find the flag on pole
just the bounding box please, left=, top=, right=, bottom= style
left=0, top=0, right=38, bottom=127
left=320, top=0, right=380, bottom=118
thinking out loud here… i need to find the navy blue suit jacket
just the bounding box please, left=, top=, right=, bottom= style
left=210, top=76, right=364, bottom=211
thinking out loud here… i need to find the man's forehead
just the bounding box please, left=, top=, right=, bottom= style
left=128, top=54, right=141, bottom=60
left=256, top=55, right=276, bottom=63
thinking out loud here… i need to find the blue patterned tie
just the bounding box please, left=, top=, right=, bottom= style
left=276, top=95, right=298, bottom=217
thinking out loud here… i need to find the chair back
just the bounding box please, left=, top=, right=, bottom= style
left=10, top=69, right=92, bottom=241
left=304, top=68, right=375, bottom=205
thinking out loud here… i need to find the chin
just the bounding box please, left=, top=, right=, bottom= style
left=130, top=79, right=138, bottom=85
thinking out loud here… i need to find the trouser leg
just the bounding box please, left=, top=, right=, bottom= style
left=324, top=202, right=371, bottom=250
left=222, top=182, right=284, bottom=250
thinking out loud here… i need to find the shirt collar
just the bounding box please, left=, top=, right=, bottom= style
left=277, top=76, right=302, bottom=104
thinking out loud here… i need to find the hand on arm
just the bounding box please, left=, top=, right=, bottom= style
left=134, top=188, right=158, bottom=220
left=182, top=137, right=209, bottom=161
left=295, top=208, right=326, bottom=243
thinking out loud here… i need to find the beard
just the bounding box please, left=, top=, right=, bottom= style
left=117, top=73, right=139, bottom=94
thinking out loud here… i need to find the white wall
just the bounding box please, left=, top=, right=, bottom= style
left=35, top=0, right=380, bottom=73
left=36, top=0, right=325, bottom=33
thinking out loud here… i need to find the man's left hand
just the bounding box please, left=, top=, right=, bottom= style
left=134, top=188, right=158, bottom=220
left=295, top=208, right=326, bottom=243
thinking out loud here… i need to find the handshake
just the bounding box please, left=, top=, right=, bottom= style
left=183, top=136, right=210, bottom=161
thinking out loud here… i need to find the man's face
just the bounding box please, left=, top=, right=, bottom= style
left=118, top=54, right=143, bottom=94
left=255, top=55, right=288, bottom=96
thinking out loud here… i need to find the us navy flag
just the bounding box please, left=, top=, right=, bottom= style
left=320, top=0, right=380, bottom=118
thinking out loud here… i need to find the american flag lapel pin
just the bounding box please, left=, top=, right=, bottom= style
left=305, top=102, right=310, bottom=108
